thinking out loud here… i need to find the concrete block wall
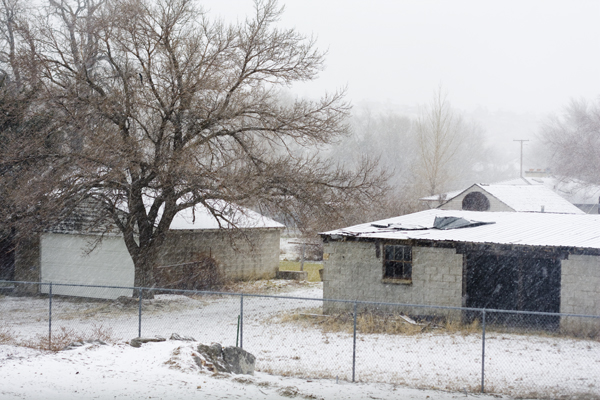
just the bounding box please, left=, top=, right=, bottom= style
left=560, top=255, right=600, bottom=335
left=159, top=228, right=282, bottom=281
left=322, top=240, right=463, bottom=317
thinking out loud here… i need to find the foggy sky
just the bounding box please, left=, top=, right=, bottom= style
left=203, top=0, right=600, bottom=117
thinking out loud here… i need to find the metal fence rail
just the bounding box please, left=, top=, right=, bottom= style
left=1, top=280, right=599, bottom=398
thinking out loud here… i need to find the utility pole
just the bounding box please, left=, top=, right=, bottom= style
left=513, top=139, right=529, bottom=178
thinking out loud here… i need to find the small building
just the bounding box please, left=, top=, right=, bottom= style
left=425, top=183, right=584, bottom=214
left=320, top=209, right=600, bottom=332
left=10, top=202, right=284, bottom=299
left=422, top=177, right=600, bottom=214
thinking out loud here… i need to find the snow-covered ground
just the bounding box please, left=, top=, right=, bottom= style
left=1, top=282, right=599, bottom=399
left=0, top=340, right=512, bottom=400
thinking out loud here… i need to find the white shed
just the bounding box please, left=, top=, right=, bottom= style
left=18, top=202, right=283, bottom=299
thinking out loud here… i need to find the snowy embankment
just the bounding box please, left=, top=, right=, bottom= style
left=1, top=282, right=599, bottom=399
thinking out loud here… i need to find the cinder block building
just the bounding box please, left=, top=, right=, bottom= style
left=320, top=209, right=600, bottom=332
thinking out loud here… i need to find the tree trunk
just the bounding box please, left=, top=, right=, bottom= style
left=132, top=247, right=158, bottom=298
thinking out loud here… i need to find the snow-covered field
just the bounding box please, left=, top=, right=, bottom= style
left=1, top=282, right=599, bottom=399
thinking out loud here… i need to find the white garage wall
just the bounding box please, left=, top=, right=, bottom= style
left=40, top=233, right=134, bottom=299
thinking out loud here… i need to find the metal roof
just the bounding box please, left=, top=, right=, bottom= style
left=321, top=209, right=600, bottom=250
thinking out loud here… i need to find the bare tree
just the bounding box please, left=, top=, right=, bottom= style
left=35, top=0, right=387, bottom=289
left=322, top=106, right=421, bottom=227
left=414, top=87, right=485, bottom=197
left=540, top=98, right=600, bottom=185
left=0, top=0, right=72, bottom=238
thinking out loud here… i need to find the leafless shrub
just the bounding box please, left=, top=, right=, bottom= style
left=0, top=327, right=15, bottom=344
left=20, top=324, right=117, bottom=352
left=154, top=256, right=223, bottom=291
left=88, top=323, right=116, bottom=344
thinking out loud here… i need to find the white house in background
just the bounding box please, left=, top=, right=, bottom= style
left=320, top=209, right=600, bottom=333
left=14, top=202, right=284, bottom=299
left=530, top=177, right=600, bottom=214
left=433, top=183, right=584, bottom=214
left=422, top=176, right=600, bottom=214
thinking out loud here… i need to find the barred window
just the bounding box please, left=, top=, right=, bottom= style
left=383, top=245, right=412, bottom=281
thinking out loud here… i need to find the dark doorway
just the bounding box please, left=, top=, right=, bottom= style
left=465, top=252, right=561, bottom=329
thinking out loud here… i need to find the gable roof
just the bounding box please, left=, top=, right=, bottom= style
left=321, top=209, right=600, bottom=251
left=449, top=184, right=586, bottom=214
left=421, top=176, right=600, bottom=212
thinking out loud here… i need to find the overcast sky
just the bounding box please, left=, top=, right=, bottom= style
left=203, top=0, right=600, bottom=117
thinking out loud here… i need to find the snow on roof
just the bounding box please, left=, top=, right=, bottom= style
left=545, top=178, right=600, bottom=205
left=419, top=189, right=464, bottom=202
left=419, top=179, right=546, bottom=202
left=471, top=184, right=585, bottom=214
left=170, top=202, right=284, bottom=230
left=113, top=196, right=284, bottom=230
left=423, top=177, right=600, bottom=209
left=497, top=176, right=600, bottom=205
left=321, top=209, right=600, bottom=250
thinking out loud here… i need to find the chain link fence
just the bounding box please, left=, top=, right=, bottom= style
left=0, top=280, right=599, bottom=398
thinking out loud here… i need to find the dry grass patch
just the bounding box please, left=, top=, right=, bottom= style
left=19, top=324, right=117, bottom=352
left=279, top=308, right=482, bottom=336
left=0, top=327, right=15, bottom=344
left=280, top=308, right=600, bottom=342
left=221, top=278, right=321, bottom=295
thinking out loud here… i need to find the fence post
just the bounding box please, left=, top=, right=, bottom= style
left=48, top=282, right=53, bottom=350
left=138, top=288, right=143, bottom=338
left=240, top=293, right=244, bottom=349
left=236, top=315, right=240, bottom=347
left=481, top=309, right=486, bottom=393
left=300, top=243, right=306, bottom=272
left=352, top=301, right=357, bottom=383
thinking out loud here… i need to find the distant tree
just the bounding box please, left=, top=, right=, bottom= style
left=0, top=0, right=69, bottom=237
left=314, top=105, right=422, bottom=231
left=35, top=0, right=387, bottom=290
left=540, top=98, right=600, bottom=185
left=414, top=87, right=485, bottom=197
